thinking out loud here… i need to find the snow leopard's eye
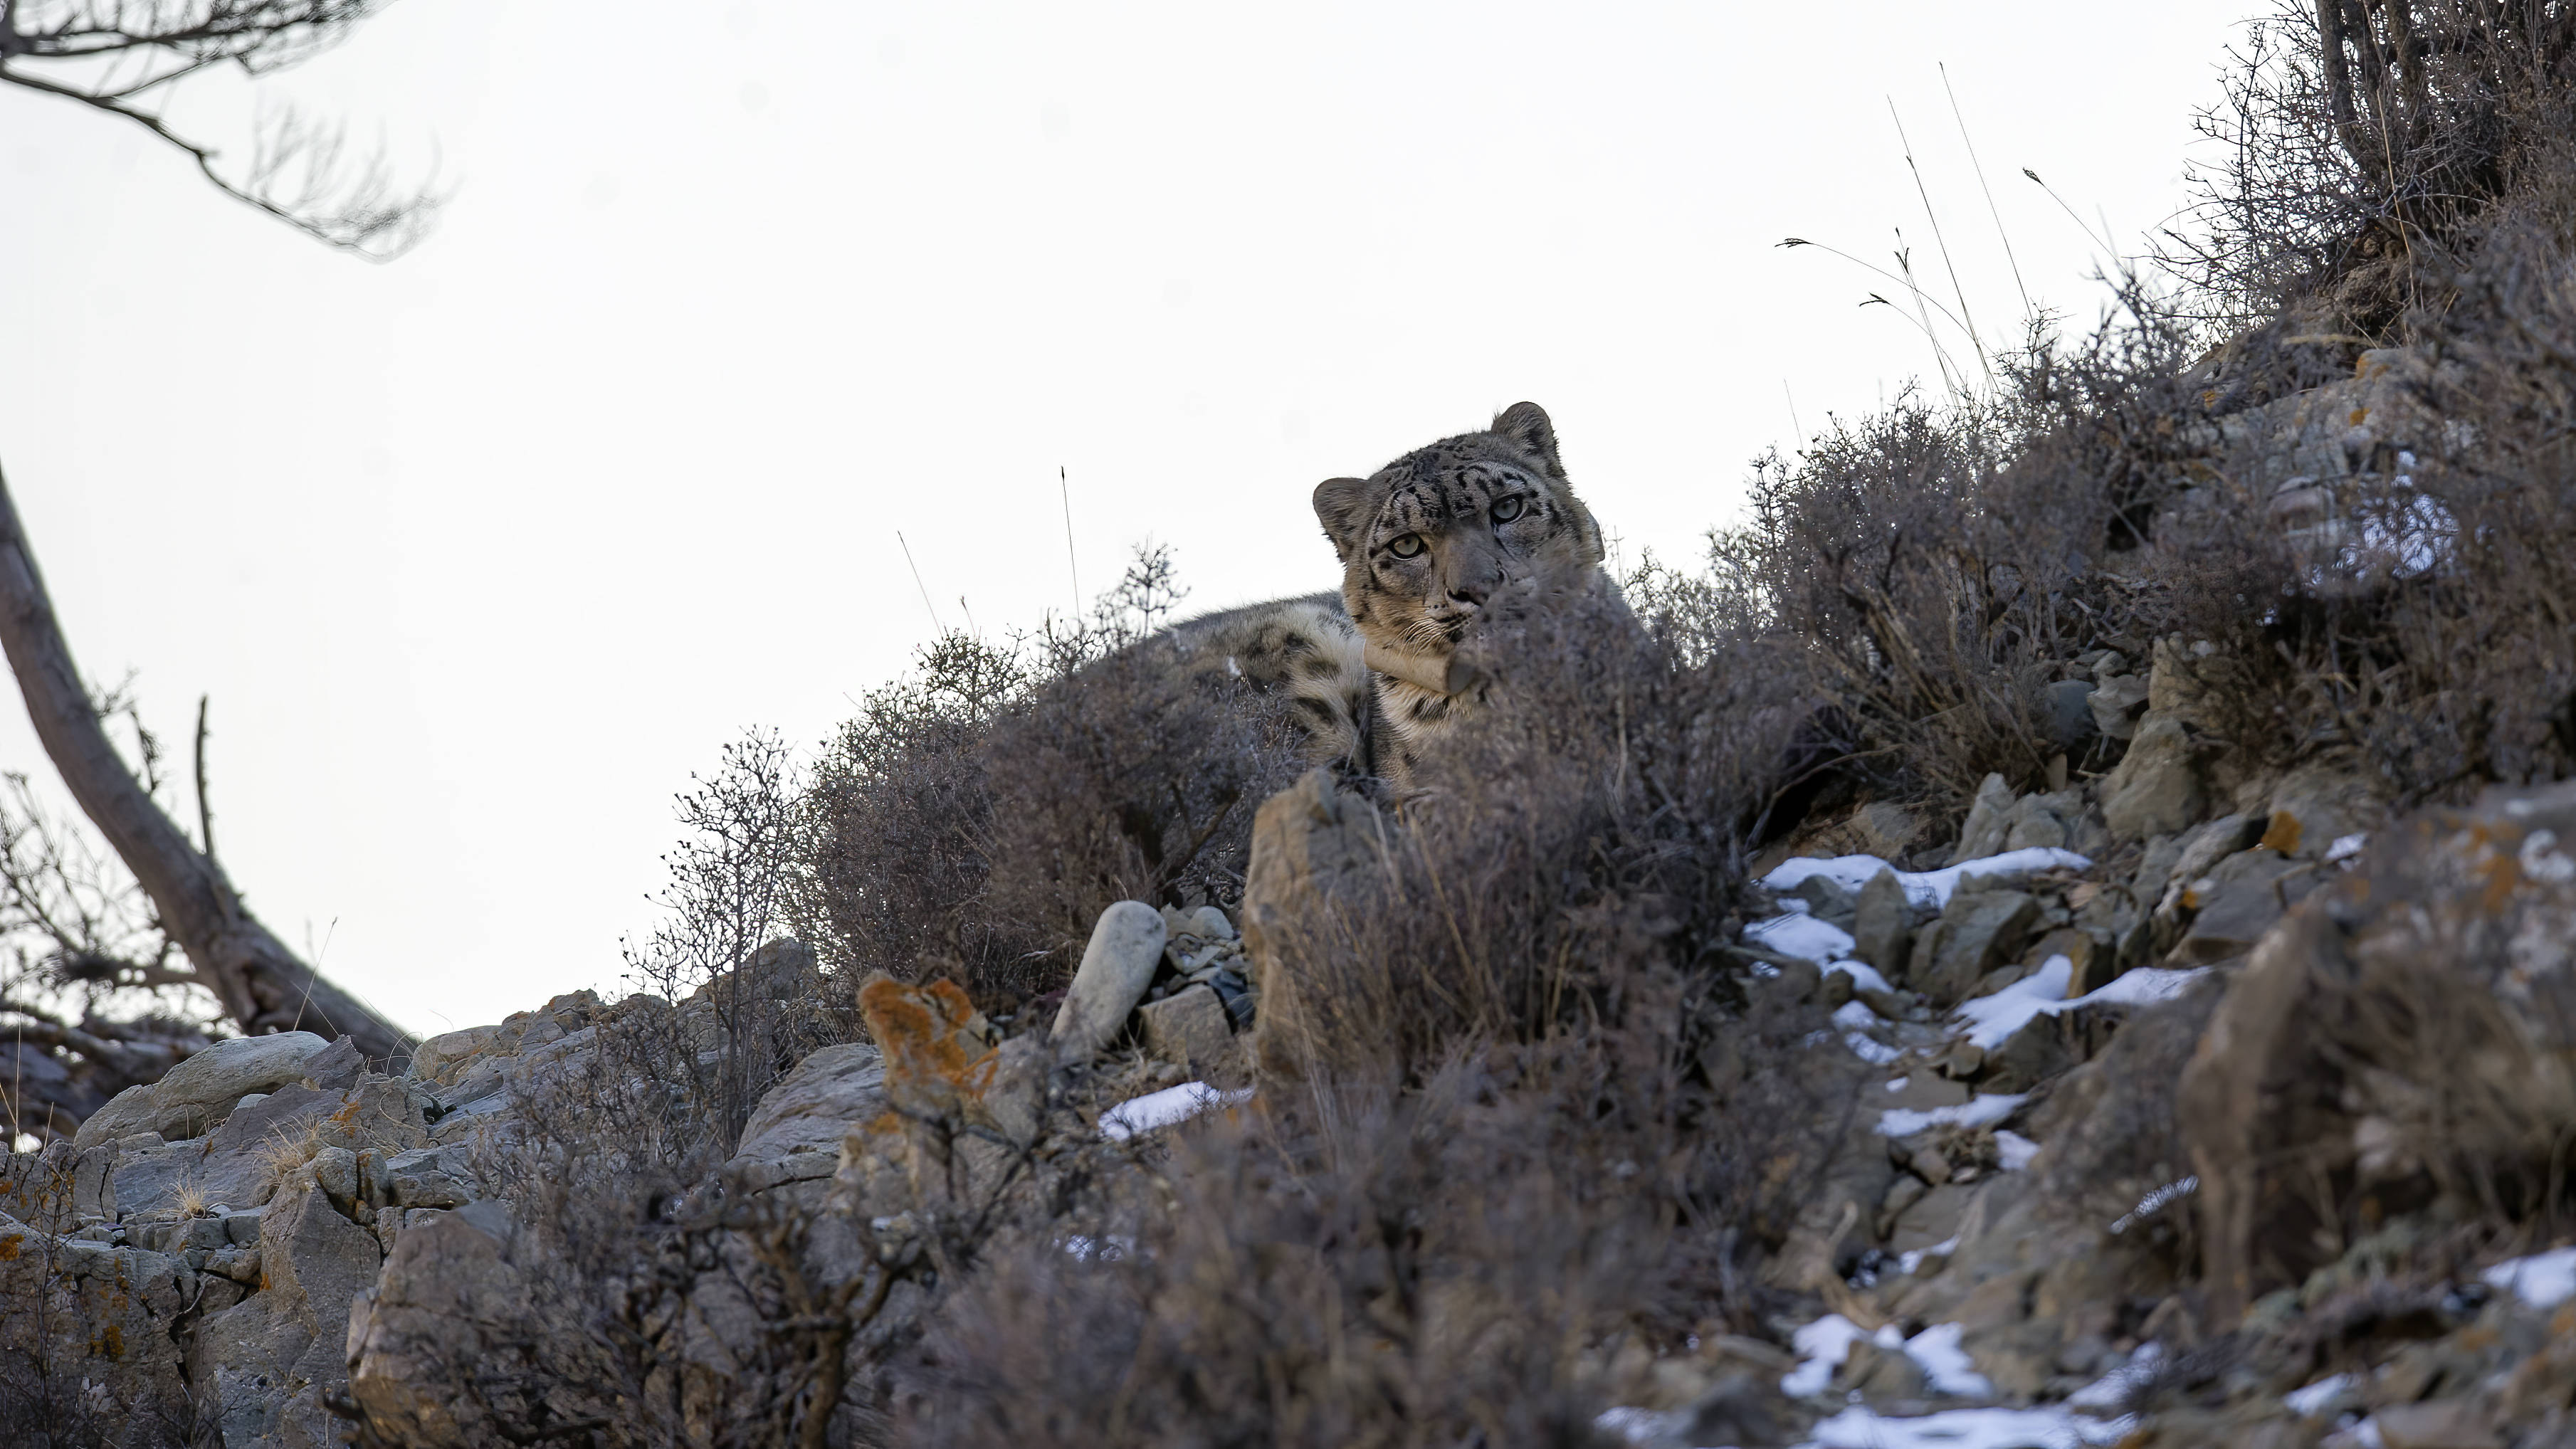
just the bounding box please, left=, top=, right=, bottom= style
left=1387, top=534, right=1426, bottom=559
left=1491, top=495, right=1526, bottom=524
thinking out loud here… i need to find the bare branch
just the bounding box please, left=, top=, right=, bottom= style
left=0, top=460, right=412, bottom=1063
left=0, top=0, right=441, bottom=258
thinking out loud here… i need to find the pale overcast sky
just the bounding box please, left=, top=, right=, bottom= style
left=0, top=1, right=2256, bottom=1036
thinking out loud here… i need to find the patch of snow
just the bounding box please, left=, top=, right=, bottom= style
left=1745, top=912, right=1857, bottom=964
left=1844, top=1033, right=1903, bottom=1065
left=1592, top=1406, right=1662, bottom=1443
left=2481, top=1245, right=2576, bottom=1310
left=1761, top=848, right=2092, bottom=913
left=1099, top=1082, right=1251, bottom=1141
left=2066, top=1344, right=2160, bottom=1410
left=1833, top=1001, right=1881, bottom=1032
left=1803, top=1405, right=2133, bottom=1448
left=2325, top=833, right=2369, bottom=865
left=1898, top=1235, right=1959, bottom=1275
left=1781, top=1314, right=1893, bottom=1397
left=1993, top=1130, right=2041, bottom=1171
left=1825, top=959, right=1892, bottom=994
left=2283, top=1372, right=2354, bottom=1418
left=2351, top=1415, right=2388, bottom=1448
left=1058, top=1233, right=1136, bottom=1261
left=1901, top=1322, right=1993, bottom=1398
left=1956, top=957, right=2076, bottom=1050
left=1955, top=958, right=2210, bottom=1051
left=1878, top=1093, right=2026, bottom=1138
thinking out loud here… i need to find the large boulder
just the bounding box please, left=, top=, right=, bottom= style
left=726, top=1041, right=887, bottom=1198
left=0, top=1214, right=194, bottom=1447
left=345, top=1203, right=525, bottom=1449
left=194, top=1184, right=384, bottom=1447
left=74, top=1032, right=333, bottom=1149
left=2182, top=779, right=2576, bottom=1322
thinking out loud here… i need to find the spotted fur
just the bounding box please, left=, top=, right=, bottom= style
left=1313, top=401, right=1609, bottom=776
left=1160, top=403, right=1609, bottom=785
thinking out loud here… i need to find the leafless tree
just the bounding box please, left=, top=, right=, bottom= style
left=0, top=0, right=428, bottom=1142
left=0, top=0, right=441, bottom=257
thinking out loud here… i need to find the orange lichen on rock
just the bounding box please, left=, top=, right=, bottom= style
left=858, top=976, right=1001, bottom=1122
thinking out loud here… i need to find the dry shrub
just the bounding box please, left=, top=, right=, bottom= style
left=890, top=579, right=1863, bottom=1448
left=2161, top=158, right=2576, bottom=802
left=1703, top=308, right=2201, bottom=828
left=909, top=1033, right=1833, bottom=1449
left=802, top=546, right=1306, bottom=1012
left=2165, top=0, right=2576, bottom=334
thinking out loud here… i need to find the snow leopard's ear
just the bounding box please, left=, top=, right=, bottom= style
left=1313, top=475, right=1374, bottom=563
left=1489, top=401, right=1564, bottom=480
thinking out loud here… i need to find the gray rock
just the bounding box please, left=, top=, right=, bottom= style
left=2088, top=673, right=2150, bottom=740
left=1788, top=873, right=1859, bottom=927
left=725, top=1043, right=887, bottom=1196
left=1051, top=900, right=1168, bottom=1063
left=347, top=1204, right=525, bottom=1448
left=1138, top=984, right=1234, bottom=1071
left=2173, top=849, right=2304, bottom=964
left=2100, top=715, right=2206, bottom=841
left=1949, top=773, right=2018, bottom=865
left=305, top=1035, right=366, bottom=1091
left=384, top=1146, right=475, bottom=1209
left=2042, top=678, right=2100, bottom=754
left=1850, top=868, right=1912, bottom=976
left=1911, top=890, right=2041, bottom=1003
left=406, top=1026, right=499, bottom=1088
left=1851, top=801, right=1924, bottom=860
left=194, top=1184, right=382, bottom=1448
left=75, top=1032, right=333, bottom=1151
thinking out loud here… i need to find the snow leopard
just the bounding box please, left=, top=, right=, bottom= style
left=1168, top=401, right=1611, bottom=785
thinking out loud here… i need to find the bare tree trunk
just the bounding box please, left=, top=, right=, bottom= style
left=0, top=465, right=411, bottom=1063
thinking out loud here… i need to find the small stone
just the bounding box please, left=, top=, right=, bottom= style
left=1851, top=869, right=1912, bottom=976
left=1187, top=905, right=1236, bottom=942
left=2088, top=673, right=2150, bottom=740
left=1949, top=774, right=2017, bottom=865
left=1914, top=890, right=2041, bottom=1003
left=1206, top=967, right=1256, bottom=1029
left=1137, top=984, right=1234, bottom=1070
left=2100, top=715, right=2206, bottom=841
left=303, top=1035, right=365, bottom=1091
left=1851, top=802, right=1923, bottom=860
left=2042, top=678, right=2099, bottom=754
left=1051, top=901, right=1168, bottom=1064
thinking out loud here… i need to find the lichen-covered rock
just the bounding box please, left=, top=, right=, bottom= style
left=2182, top=779, right=2576, bottom=1322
